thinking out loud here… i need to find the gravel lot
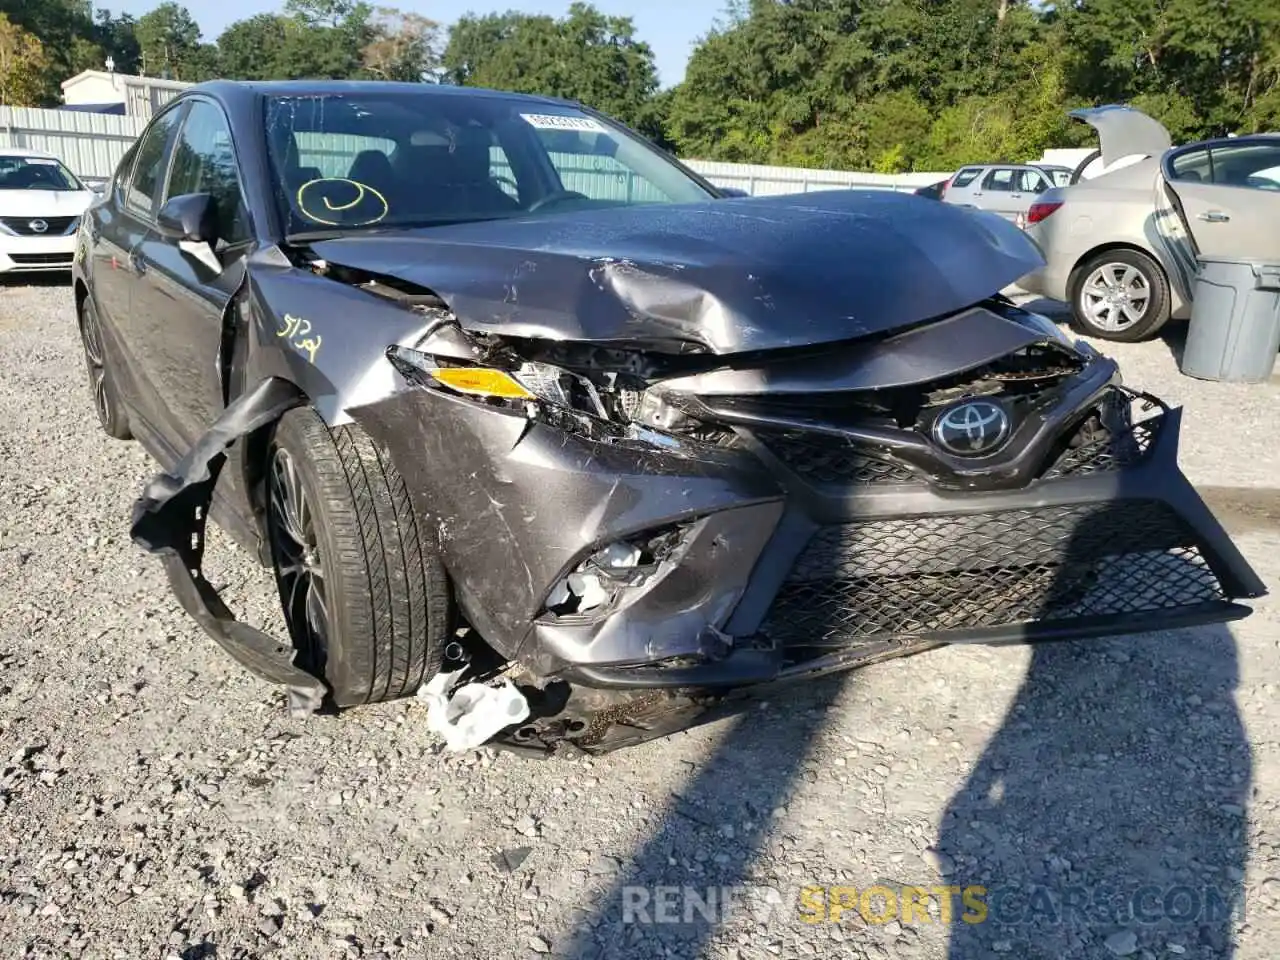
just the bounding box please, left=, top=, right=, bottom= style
left=3, top=278, right=1280, bottom=960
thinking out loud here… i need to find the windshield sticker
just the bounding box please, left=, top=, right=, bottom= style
left=27, top=157, right=59, bottom=165
left=519, top=113, right=605, bottom=133
left=296, top=178, right=388, bottom=227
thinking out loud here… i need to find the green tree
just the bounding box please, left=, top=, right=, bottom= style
left=0, top=13, right=49, bottom=105
left=361, top=8, right=439, bottom=81
left=136, top=2, right=205, bottom=80
left=442, top=3, right=658, bottom=130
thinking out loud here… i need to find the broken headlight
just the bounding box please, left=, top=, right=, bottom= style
left=387, top=344, right=691, bottom=450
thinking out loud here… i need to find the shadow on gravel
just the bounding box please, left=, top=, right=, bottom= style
left=558, top=672, right=851, bottom=959
left=939, top=623, right=1248, bottom=959
left=0, top=272, right=71, bottom=289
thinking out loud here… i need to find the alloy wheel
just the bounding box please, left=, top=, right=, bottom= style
left=79, top=303, right=112, bottom=428
left=268, top=447, right=330, bottom=663
left=1079, top=262, right=1152, bottom=333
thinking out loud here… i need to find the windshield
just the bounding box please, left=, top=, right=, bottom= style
left=264, top=92, right=715, bottom=235
left=0, top=156, right=84, bottom=191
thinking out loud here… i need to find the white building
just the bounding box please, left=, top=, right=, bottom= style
left=60, top=70, right=192, bottom=120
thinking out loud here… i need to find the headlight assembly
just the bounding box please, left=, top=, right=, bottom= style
left=386, top=344, right=691, bottom=451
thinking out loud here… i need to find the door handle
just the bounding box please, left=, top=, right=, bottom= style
left=1197, top=210, right=1230, bottom=223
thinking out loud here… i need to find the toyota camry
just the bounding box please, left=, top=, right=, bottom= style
left=73, top=80, right=1265, bottom=753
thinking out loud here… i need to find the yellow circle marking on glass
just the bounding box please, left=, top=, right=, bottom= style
left=296, top=178, right=389, bottom=226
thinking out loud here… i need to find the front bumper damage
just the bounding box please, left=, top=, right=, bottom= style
left=130, top=273, right=1265, bottom=752
left=352, top=347, right=1262, bottom=701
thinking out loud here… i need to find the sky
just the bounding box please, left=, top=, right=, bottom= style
left=100, top=0, right=725, bottom=87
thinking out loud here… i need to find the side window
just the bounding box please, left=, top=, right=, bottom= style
left=1207, top=142, right=1280, bottom=191
left=166, top=100, right=251, bottom=244
left=950, top=168, right=982, bottom=188
left=1018, top=170, right=1049, bottom=193
left=112, top=142, right=139, bottom=202
left=982, top=168, right=1016, bottom=192
left=1169, top=147, right=1212, bottom=184
left=125, top=106, right=184, bottom=218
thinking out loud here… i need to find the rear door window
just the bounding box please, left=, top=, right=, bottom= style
left=1207, top=142, right=1280, bottom=191
left=982, top=168, right=1017, bottom=192
left=126, top=105, right=185, bottom=218
left=1017, top=169, right=1050, bottom=193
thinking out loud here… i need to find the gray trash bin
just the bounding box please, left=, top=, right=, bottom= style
left=1180, top=257, right=1280, bottom=383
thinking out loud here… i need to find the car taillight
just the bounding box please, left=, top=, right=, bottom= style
left=1026, top=201, right=1063, bottom=224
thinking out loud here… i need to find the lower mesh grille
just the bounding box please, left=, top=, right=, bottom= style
left=765, top=500, right=1224, bottom=647
left=756, top=431, right=919, bottom=485
left=1045, top=402, right=1161, bottom=479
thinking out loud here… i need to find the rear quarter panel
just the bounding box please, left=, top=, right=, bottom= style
left=1024, top=165, right=1189, bottom=317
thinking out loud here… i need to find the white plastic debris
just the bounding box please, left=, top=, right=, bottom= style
left=417, top=668, right=531, bottom=751
left=567, top=572, right=609, bottom=610
left=595, top=541, right=642, bottom=569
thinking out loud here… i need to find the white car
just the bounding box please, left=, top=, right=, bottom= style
left=0, top=148, right=96, bottom=276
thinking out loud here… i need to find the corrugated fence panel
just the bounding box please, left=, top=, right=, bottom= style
left=1, top=105, right=953, bottom=196
left=0, top=106, right=146, bottom=180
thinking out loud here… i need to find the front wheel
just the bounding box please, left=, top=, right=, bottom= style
left=267, top=408, right=451, bottom=706
left=1069, top=249, right=1171, bottom=342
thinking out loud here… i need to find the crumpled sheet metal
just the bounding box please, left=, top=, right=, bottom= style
left=128, top=377, right=324, bottom=715
left=417, top=668, right=531, bottom=751
left=307, top=190, right=1046, bottom=355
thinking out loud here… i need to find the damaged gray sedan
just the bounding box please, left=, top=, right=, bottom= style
left=74, top=80, right=1265, bottom=753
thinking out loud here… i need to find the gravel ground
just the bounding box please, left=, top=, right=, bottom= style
left=2, top=278, right=1280, bottom=960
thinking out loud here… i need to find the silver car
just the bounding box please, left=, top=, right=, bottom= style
left=941, top=163, right=1074, bottom=221
left=1019, top=106, right=1280, bottom=341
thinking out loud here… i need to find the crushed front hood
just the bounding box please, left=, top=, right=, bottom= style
left=307, top=190, right=1044, bottom=354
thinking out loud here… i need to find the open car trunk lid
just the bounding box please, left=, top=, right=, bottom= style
left=1069, top=105, right=1173, bottom=169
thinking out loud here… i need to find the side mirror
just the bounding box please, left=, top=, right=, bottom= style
left=157, top=193, right=215, bottom=243
left=718, top=186, right=750, bottom=198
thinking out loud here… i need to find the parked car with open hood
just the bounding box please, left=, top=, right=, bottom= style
left=76, top=81, right=1264, bottom=753
left=1019, top=106, right=1280, bottom=341
left=0, top=148, right=96, bottom=275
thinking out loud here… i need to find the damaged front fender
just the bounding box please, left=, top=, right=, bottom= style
left=129, top=377, right=323, bottom=713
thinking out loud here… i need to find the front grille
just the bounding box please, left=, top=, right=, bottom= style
left=1045, top=394, right=1161, bottom=478
left=9, top=253, right=73, bottom=265
left=756, top=431, right=919, bottom=485
left=1, top=216, right=77, bottom=236
left=765, top=500, right=1224, bottom=648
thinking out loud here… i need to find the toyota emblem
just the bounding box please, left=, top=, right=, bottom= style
left=29, top=219, right=48, bottom=234
left=931, top=399, right=1011, bottom=456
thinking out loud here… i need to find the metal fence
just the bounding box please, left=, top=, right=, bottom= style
left=1, top=104, right=951, bottom=196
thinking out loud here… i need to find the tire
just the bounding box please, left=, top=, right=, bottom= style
left=1069, top=248, right=1171, bottom=342
left=77, top=296, right=132, bottom=440
left=266, top=407, right=451, bottom=707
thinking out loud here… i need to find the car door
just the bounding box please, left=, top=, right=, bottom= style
left=941, top=166, right=984, bottom=207
left=1162, top=139, right=1280, bottom=262
left=94, top=103, right=188, bottom=440
left=976, top=167, right=1020, bottom=219
left=129, top=96, right=255, bottom=456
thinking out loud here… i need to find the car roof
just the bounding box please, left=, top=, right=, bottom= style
left=0, top=147, right=58, bottom=160
left=188, top=79, right=576, bottom=110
